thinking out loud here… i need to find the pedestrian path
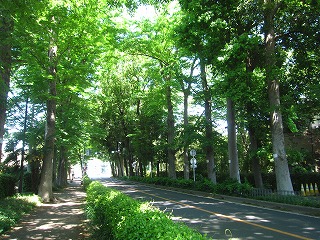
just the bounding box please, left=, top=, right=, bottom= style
left=1, top=180, right=89, bottom=240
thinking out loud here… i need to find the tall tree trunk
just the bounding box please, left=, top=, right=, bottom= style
left=180, top=58, right=195, bottom=180
left=183, top=89, right=190, bottom=180
left=156, top=160, right=160, bottom=177
left=57, top=146, right=68, bottom=187
left=200, top=58, right=216, bottom=183
left=227, top=98, right=240, bottom=183
left=264, top=1, right=293, bottom=193
left=38, top=78, right=56, bottom=202
left=38, top=18, right=57, bottom=202
left=19, top=98, right=28, bottom=193
left=248, top=124, right=264, bottom=188
left=166, top=83, right=176, bottom=179
left=246, top=49, right=263, bottom=188
left=0, top=10, right=13, bottom=163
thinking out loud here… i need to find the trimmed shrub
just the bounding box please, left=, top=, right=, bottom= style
left=0, top=174, right=16, bottom=200
left=82, top=175, right=92, bottom=190
left=86, top=181, right=210, bottom=240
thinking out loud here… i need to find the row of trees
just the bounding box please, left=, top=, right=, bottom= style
left=0, top=0, right=319, bottom=201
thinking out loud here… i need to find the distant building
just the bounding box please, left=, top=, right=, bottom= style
left=86, top=158, right=112, bottom=179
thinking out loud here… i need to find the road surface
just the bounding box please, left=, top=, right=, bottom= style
left=99, top=178, right=320, bottom=240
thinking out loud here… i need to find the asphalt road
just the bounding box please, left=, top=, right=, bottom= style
left=99, top=178, right=320, bottom=240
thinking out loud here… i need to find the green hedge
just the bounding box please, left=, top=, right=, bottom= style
left=0, top=174, right=16, bottom=200
left=82, top=175, right=92, bottom=190
left=126, top=176, right=252, bottom=196
left=86, top=181, right=210, bottom=240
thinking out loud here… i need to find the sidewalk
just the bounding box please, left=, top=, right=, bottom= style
left=1, top=180, right=90, bottom=240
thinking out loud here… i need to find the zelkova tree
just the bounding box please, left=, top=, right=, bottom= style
left=0, top=3, right=14, bottom=163
left=258, top=0, right=319, bottom=192
left=177, top=57, right=197, bottom=180
left=38, top=15, right=57, bottom=202
left=263, top=0, right=293, bottom=193
left=17, top=0, right=110, bottom=200
left=117, top=7, right=182, bottom=179
left=176, top=2, right=223, bottom=183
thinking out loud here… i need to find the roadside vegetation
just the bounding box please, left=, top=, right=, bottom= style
left=122, top=176, right=320, bottom=209
left=86, top=181, right=211, bottom=240
left=0, top=194, right=41, bottom=235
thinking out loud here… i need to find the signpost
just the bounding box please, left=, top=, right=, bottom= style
left=190, top=149, right=197, bottom=181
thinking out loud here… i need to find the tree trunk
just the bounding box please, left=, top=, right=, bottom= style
left=264, top=1, right=293, bottom=193
left=200, top=58, right=216, bottom=183
left=38, top=78, right=56, bottom=202
left=38, top=18, right=57, bottom=202
left=166, top=83, right=177, bottom=179
left=183, top=90, right=190, bottom=180
left=180, top=59, right=195, bottom=180
left=227, top=98, right=240, bottom=183
left=156, top=160, right=160, bottom=177
left=19, top=98, right=28, bottom=193
left=248, top=125, right=264, bottom=188
left=57, top=146, right=68, bottom=187
left=0, top=10, right=13, bottom=163
left=110, top=161, right=117, bottom=177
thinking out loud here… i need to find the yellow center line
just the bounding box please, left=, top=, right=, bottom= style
left=137, top=189, right=314, bottom=240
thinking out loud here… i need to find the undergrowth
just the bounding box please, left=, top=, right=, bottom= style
left=0, top=194, right=41, bottom=235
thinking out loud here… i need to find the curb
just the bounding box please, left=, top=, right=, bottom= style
left=128, top=181, right=320, bottom=217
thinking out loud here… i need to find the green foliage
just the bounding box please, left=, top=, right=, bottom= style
left=215, top=178, right=252, bottom=196
left=0, top=174, right=16, bottom=200
left=82, top=175, right=92, bottom=190
left=0, top=194, right=40, bottom=235
left=85, top=181, right=210, bottom=240
left=124, top=176, right=253, bottom=197
left=253, top=194, right=320, bottom=208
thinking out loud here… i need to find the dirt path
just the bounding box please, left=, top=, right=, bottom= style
left=1, top=180, right=90, bottom=240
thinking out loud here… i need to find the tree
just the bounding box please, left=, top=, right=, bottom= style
left=262, top=0, right=294, bottom=193
left=117, top=6, right=182, bottom=178
left=0, top=3, right=14, bottom=163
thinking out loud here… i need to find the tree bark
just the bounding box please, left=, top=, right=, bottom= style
left=183, top=89, right=190, bottom=180
left=248, top=124, right=264, bottom=188
left=19, top=98, right=28, bottom=193
left=0, top=10, right=13, bottom=163
left=38, top=17, right=57, bottom=202
left=227, top=98, right=240, bottom=183
left=38, top=78, right=56, bottom=202
left=200, top=58, right=216, bottom=183
left=166, top=83, right=177, bottom=179
left=180, top=58, right=196, bottom=180
left=264, top=0, right=293, bottom=193
left=57, top=146, right=68, bottom=187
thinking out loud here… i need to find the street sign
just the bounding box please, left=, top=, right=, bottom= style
left=191, top=157, right=197, bottom=169
left=190, top=149, right=196, bottom=157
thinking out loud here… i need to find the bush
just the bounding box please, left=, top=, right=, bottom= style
left=86, top=181, right=210, bottom=240
left=215, top=178, right=252, bottom=196
left=0, top=194, right=40, bottom=234
left=82, top=175, right=92, bottom=190
left=0, top=174, right=17, bottom=200
left=123, top=176, right=252, bottom=197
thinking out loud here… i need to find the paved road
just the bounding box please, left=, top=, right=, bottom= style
left=99, top=178, right=320, bottom=240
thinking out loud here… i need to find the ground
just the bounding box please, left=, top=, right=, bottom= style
left=1, top=180, right=90, bottom=240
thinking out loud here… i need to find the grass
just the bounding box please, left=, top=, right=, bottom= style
left=0, top=194, right=41, bottom=235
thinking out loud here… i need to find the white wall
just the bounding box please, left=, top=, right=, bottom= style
left=86, top=158, right=112, bottom=179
